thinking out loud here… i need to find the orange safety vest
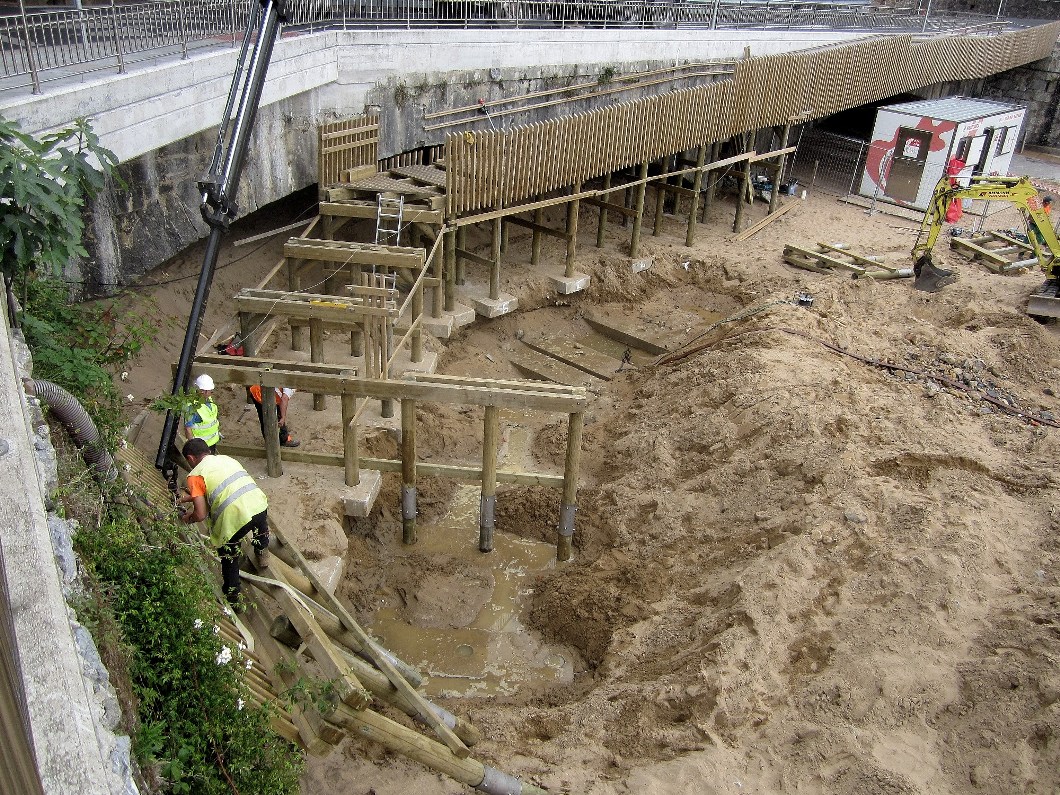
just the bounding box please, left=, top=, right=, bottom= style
left=249, top=385, right=281, bottom=405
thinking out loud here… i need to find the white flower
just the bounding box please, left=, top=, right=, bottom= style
left=245, top=658, right=254, bottom=670
left=236, top=698, right=245, bottom=711
left=126, top=394, right=135, bottom=402
left=212, top=625, right=220, bottom=635
left=238, top=641, right=247, bottom=651
left=215, top=646, right=233, bottom=665
left=193, top=619, right=203, bottom=630
left=120, top=371, right=129, bottom=381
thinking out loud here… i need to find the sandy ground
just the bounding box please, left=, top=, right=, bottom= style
left=119, top=162, right=1060, bottom=795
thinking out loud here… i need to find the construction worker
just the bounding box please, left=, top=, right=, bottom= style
left=182, top=374, right=221, bottom=452
left=248, top=385, right=300, bottom=448
left=178, top=438, right=269, bottom=607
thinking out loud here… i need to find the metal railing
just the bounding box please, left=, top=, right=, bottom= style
left=0, top=0, right=1022, bottom=95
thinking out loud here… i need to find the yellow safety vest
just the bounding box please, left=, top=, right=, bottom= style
left=186, top=399, right=221, bottom=447
left=188, top=455, right=268, bottom=547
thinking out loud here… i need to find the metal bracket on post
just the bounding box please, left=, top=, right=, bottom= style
left=559, top=504, right=577, bottom=538
left=401, top=486, right=417, bottom=522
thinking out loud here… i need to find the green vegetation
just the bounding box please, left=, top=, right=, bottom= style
left=1, top=115, right=304, bottom=793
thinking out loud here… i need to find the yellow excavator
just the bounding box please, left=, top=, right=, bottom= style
left=911, top=175, right=1060, bottom=314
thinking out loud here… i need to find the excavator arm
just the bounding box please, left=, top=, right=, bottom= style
left=912, top=174, right=1060, bottom=279
left=155, top=0, right=287, bottom=480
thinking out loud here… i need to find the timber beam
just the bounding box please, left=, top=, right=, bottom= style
left=191, top=361, right=588, bottom=412
left=503, top=215, right=569, bottom=239
left=236, top=288, right=399, bottom=321
left=320, top=200, right=444, bottom=226
left=284, top=237, right=426, bottom=270
left=219, top=443, right=565, bottom=487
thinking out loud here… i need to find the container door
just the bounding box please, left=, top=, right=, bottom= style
left=887, top=127, right=932, bottom=204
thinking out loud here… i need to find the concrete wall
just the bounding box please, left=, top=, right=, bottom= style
left=1, top=28, right=859, bottom=290
left=0, top=303, right=137, bottom=794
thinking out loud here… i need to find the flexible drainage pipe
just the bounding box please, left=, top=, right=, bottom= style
left=24, top=379, right=116, bottom=482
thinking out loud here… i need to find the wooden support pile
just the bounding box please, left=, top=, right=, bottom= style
left=949, top=229, right=1042, bottom=274
left=783, top=242, right=914, bottom=280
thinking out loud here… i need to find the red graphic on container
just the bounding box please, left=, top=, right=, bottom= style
left=865, top=117, right=956, bottom=202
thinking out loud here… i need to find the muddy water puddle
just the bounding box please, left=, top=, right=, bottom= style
left=370, top=416, right=574, bottom=698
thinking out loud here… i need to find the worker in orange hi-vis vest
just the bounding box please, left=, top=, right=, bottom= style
left=248, top=384, right=300, bottom=448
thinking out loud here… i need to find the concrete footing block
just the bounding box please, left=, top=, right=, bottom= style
left=468, top=292, right=519, bottom=318
left=391, top=350, right=439, bottom=378
left=423, top=303, right=476, bottom=338
left=341, top=469, right=383, bottom=518
left=548, top=272, right=591, bottom=294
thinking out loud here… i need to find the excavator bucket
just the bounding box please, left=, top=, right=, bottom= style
left=913, top=253, right=958, bottom=293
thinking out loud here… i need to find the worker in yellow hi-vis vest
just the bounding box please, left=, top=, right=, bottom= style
left=182, top=374, right=221, bottom=452
left=178, top=438, right=269, bottom=607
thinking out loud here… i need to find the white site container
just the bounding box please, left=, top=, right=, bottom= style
left=858, top=96, right=1026, bottom=211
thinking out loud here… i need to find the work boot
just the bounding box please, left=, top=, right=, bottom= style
left=256, top=548, right=270, bottom=569
left=913, top=254, right=958, bottom=293
left=281, top=439, right=300, bottom=448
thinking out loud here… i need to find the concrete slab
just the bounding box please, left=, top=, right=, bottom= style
left=341, top=469, right=383, bottom=518
left=462, top=290, right=519, bottom=318
left=511, top=348, right=599, bottom=387
left=584, top=308, right=673, bottom=355
left=548, top=272, right=591, bottom=294
left=522, top=336, right=621, bottom=381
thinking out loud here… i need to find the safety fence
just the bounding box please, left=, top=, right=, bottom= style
left=442, top=23, right=1060, bottom=215
left=0, top=0, right=1022, bottom=94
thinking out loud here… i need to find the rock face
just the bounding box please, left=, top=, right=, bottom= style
left=79, top=94, right=319, bottom=295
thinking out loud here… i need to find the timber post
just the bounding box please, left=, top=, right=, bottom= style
left=287, top=257, right=304, bottom=351
left=557, top=410, right=584, bottom=562
left=401, top=398, right=417, bottom=545
left=350, top=322, right=364, bottom=358
left=734, top=135, right=752, bottom=234
left=411, top=282, right=424, bottom=363
left=490, top=212, right=502, bottom=300
left=479, top=405, right=499, bottom=553
left=630, top=161, right=649, bottom=258
left=310, top=318, right=326, bottom=411
left=261, top=377, right=283, bottom=477
left=531, top=198, right=544, bottom=266
left=769, top=123, right=792, bottom=215
left=702, top=141, right=721, bottom=222
left=686, top=144, right=707, bottom=247
left=653, top=159, right=666, bottom=236
left=564, top=184, right=582, bottom=278
left=444, top=227, right=456, bottom=312
left=431, top=232, right=444, bottom=319
left=597, top=173, right=611, bottom=248
left=341, top=388, right=359, bottom=487
left=455, top=227, right=466, bottom=285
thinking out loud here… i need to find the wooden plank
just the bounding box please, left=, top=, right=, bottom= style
left=269, top=527, right=470, bottom=758
left=582, top=310, right=672, bottom=355
left=510, top=348, right=599, bottom=387
left=733, top=201, right=799, bottom=241
left=270, top=588, right=371, bottom=710
left=522, top=337, right=621, bottom=381
left=951, top=237, right=1012, bottom=267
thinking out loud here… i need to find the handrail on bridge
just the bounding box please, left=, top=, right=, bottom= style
left=0, top=0, right=1022, bottom=96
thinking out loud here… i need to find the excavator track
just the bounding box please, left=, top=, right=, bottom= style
left=1027, top=280, right=1060, bottom=319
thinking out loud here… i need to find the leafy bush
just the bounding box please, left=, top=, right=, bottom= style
left=4, top=115, right=304, bottom=793
left=76, top=493, right=303, bottom=795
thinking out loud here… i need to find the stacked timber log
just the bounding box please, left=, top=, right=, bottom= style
left=783, top=242, right=913, bottom=280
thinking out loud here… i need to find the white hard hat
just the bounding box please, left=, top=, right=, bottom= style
left=194, top=374, right=215, bottom=391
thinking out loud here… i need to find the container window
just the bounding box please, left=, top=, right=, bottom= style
left=955, top=136, right=973, bottom=161
left=995, top=126, right=1012, bottom=155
